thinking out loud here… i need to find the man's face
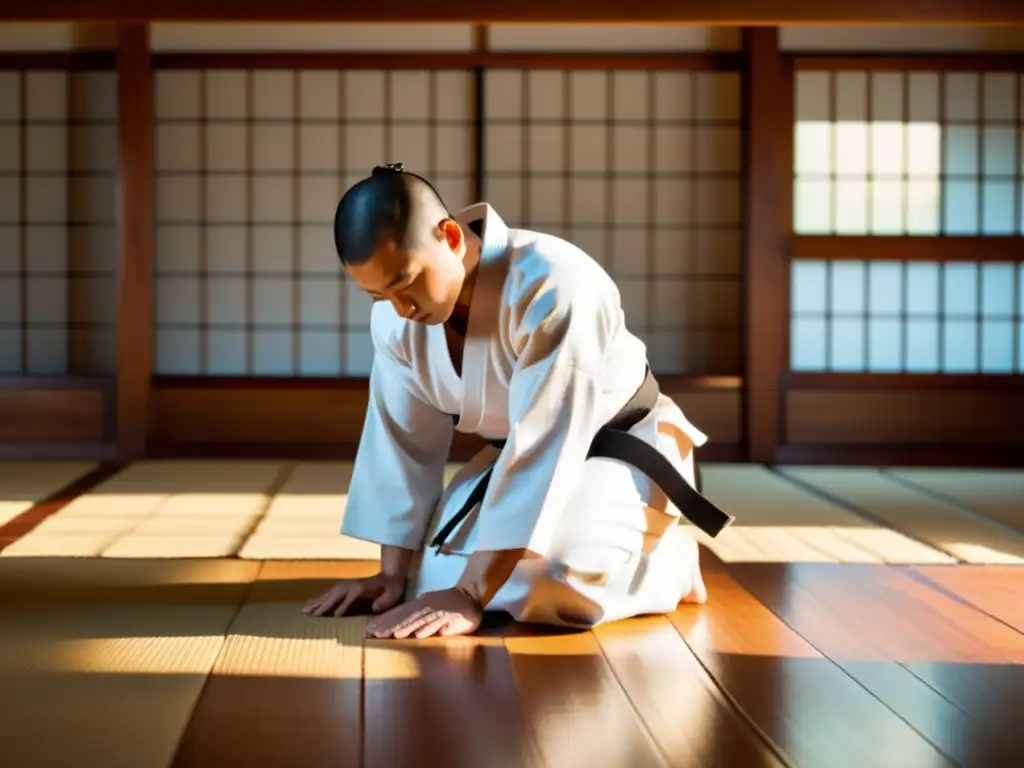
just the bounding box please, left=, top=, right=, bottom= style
left=346, top=219, right=466, bottom=325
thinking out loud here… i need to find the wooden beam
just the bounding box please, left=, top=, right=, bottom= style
left=741, top=28, right=791, bottom=464
left=114, top=24, right=154, bottom=460
left=792, top=236, right=1024, bottom=262
left=794, top=54, right=1024, bottom=71
left=0, top=53, right=116, bottom=70
left=4, top=0, right=1024, bottom=23
left=151, top=52, right=742, bottom=71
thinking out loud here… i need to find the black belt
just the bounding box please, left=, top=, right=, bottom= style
left=430, top=367, right=734, bottom=551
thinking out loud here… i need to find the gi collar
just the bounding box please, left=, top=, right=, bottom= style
left=454, top=202, right=511, bottom=268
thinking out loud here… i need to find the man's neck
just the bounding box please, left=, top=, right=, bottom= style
left=447, top=311, right=469, bottom=337
left=449, top=225, right=483, bottom=334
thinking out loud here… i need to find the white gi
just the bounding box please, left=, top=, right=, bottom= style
left=342, top=203, right=709, bottom=627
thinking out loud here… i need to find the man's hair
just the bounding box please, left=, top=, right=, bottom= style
left=333, top=164, right=450, bottom=266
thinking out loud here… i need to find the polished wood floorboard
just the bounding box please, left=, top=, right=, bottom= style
left=672, top=563, right=953, bottom=768
left=728, top=560, right=1024, bottom=767
left=171, top=562, right=378, bottom=768
left=2, top=554, right=1019, bottom=767
left=593, top=615, right=785, bottom=767
left=908, top=565, right=1024, bottom=634
left=5, top=462, right=1023, bottom=767
left=4, top=461, right=1021, bottom=766
left=163, top=554, right=1024, bottom=768
left=364, top=626, right=542, bottom=768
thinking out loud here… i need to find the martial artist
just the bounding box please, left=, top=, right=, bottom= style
left=303, top=164, right=732, bottom=638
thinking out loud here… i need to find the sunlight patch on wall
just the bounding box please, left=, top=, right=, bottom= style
left=487, top=25, right=740, bottom=52
left=794, top=71, right=1023, bottom=237
left=150, top=23, right=476, bottom=52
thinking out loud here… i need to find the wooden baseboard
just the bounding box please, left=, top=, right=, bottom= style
left=149, top=376, right=744, bottom=449
left=774, top=443, right=1024, bottom=467
left=0, top=442, right=120, bottom=461
left=0, top=383, right=111, bottom=444
left=786, top=389, right=1024, bottom=445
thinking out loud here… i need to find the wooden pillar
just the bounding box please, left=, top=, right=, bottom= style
left=740, top=28, right=792, bottom=464
left=472, top=25, right=488, bottom=202
left=115, top=24, right=154, bottom=459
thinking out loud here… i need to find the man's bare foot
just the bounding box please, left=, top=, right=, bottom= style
left=678, top=528, right=708, bottom=605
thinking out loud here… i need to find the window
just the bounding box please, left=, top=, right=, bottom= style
left=153, top=68, right=475, bottom=377
left=483, top=69, right=743, bottom=374
left=794, top=70, right=1023, bottom=236
left=0, top=69, right=117, bottom=377
left=790, top=259, right=1023, bottom=373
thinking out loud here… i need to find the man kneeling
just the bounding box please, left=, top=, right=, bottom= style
left=303, top=164, right=732, bottom=639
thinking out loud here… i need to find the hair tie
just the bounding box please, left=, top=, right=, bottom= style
left=372, top=162, right=405, bottom=175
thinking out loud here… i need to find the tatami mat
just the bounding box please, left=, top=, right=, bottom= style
left=887, top=469, right=1024, bottom=538
left=2, top=461, right=1014, bottom=566
left=695, top=465, right=955, bottom=564
left=0, top=461, right=98, bottom=527
left=0, top=557, right=259, bottom=608
left=0, top=602, right=239, bottom=768
left=237, top=462, right=373, bottom=560
left=215, top=565, right=367, bottom=681
left=0, top=556, right=256, bottom=768
left=237, top=462, right=465, bottom=560
left=779, top=467, right=1024, bottom=565
left=2, top=461, right=286, bottom=559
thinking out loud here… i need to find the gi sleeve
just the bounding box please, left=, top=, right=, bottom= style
left=470, top=269, right=613, bottom=555
left=340, top=321, right=454, bottom=550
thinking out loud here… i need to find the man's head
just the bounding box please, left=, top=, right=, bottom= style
left=333, top=164, right=471, bottom=325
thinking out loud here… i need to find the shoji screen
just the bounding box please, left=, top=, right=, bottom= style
left=481, top=68, right=743, bottom=375
left=790, top=69, right=1024, bottom=374
left=153, top=67, right=475, bottom=377
left=0, top=68, right=117, bottom=377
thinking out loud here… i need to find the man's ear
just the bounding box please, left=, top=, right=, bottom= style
left=438, top=218, right=464, bottom=252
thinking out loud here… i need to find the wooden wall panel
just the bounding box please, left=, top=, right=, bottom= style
left=0, top=387, right=107, bottom=442
left=149, top=384, right=369, bottom=445
left=149, top=379, right=742, bottom=459
left=663, top=384, right=742, bottom=446
left=786, top=390, right=1024, bottom=444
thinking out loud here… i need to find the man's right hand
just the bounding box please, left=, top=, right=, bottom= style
left=302, top=573, right=406, bottom=618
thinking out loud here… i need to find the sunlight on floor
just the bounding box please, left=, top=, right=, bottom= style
left=2, top=461, right=1023, bottom=565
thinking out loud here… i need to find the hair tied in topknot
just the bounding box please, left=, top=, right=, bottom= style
left=372, top=162, right=405, bottom=175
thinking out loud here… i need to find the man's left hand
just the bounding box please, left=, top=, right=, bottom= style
left=364, top=587, right=483, bottom=639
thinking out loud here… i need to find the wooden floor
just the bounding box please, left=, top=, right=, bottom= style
left=0, top=462, right=1022, bottom=767
left=0, top=554, right=1020, bottom=767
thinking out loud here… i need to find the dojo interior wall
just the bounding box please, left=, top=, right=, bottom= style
left=781, top=29, right=1024, bottom=459
left=0, top=30, right=118, bottom=446
left=145, top=23, right=747, bottom=457
left=0, top=22, right=1022, bottom=464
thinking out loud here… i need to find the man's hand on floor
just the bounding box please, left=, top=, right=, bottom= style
left=302, top=573, right=405, bottom=617
left=364, top=587, right=483, bottom=639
